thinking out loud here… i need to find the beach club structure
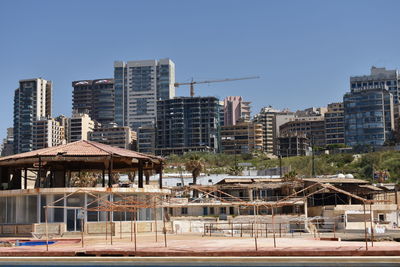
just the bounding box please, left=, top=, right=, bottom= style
left=0, top=140, right=169, bottom=237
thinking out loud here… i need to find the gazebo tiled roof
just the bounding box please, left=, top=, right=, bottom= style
left=0, top=140, right=162, bottom=165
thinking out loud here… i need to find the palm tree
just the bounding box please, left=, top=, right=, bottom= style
left=227, top=165, right=244, bottom=176
left=184, top=155, right=204, bottom=185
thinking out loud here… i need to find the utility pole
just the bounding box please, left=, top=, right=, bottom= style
left=279, top=155, right=282, bottom=178
left=311, top=136, right=316, bottom=177
left=234, top=139, right=238, bottom=169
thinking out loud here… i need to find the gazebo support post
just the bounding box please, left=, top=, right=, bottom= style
left=108, top=155, right=113, bottom=188
left=45, top=206, right=49, bottom=251
left=163, top=209, right=167, bottom=247
left=102, top=169, right=105, bottom=187
left=38, top=156, right=42, bottom=187
left=134, top=209, right=137, bottom=252
left=24, top=168, right=27, bottom=189
left=363, top=203, right=368, bottom=251
left=138, top=160, right=144, bottom=188
left=131, top=210, right=133, bottom=242
left=159, top=165, right=163, bottom=189
left=370, top=203, right=374, bottom=247
left=154, top=198, right=158, bottom=242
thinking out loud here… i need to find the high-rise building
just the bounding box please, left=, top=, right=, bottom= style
left=279, top=117, right=326, bottom=147
left=344, top=85, right=394, bottom=147
left=33, top=118, right=65, bottom=150
left=351, top=66, right=400, bottom=111
left=223, top=96, right=251, bottom=126
left=253, top=107, right=295, bottom=155
left=13, top=78, right=52, bottom=153
left=69, top=112, right=97, bottom=142
left=137, top=124, right=156, bottom=154
left=325, top=102, right=345, bottom=145
left=89, top=123, right=137, bottom=150
left=1, top=128, right=14, bottom=156
left=72, top=79, right=115, bottom=125
left=156, top=96, right=221, bottom=155
left=113, top=59, right=175, bottom=129
left=221, top=121, right=263, bottom=154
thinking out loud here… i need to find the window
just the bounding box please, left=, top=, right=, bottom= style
left=181, top=207, right=188, bottom=215
left=229, top=207, right=234, bottom=215
left=209, top=207, right=214, bottom=215
left=220, top=207, right=226, bottom=214
left=203, top=207, right=208, bottom=216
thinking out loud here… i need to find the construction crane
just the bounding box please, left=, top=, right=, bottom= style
left=174, top=76, right=260, bottom=97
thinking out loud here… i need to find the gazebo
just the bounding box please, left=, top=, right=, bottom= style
left=0, top=141, right=170, bottom=237
left=0, top=140, right=164, bottom=190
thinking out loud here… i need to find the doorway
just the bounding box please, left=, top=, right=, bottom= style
left=66, top=209, right=82, bottom=232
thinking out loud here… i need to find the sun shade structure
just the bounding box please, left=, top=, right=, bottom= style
left=0, top=140, right=164, bottom=189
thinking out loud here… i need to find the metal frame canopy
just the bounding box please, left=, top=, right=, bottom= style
left=0, top=140, right=164, bottom=189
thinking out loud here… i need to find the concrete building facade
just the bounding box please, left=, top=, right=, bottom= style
left=156, top=96, right=221, bottom=156
left=32, top=118, right=65, bottom=150
left=253, top=107, right=295, bottom=155
left=13, top=78, right=52, bottom=154
left=223, top=96, right=251, bottom=126
left=325, top=102, right=345, bottom=145
left=89, top=123, right=137, bottom=150
left=72, top=79, right=115, bottom=125
left=68, top=112, right=96, bottom=142
left=221, top=121, right=263, bottom=154
left=277, top=135, right=309, bottom=157
left=279, top=117, right=326, bottom=147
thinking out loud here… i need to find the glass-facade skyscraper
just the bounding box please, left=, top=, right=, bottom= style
left=113, top=59, right=175, bottom=130
left=344, top=86, right=394, bottom=146
left=72, top=79, right=115, bottom=125
left=13, top=78, right=52, bottom=153
left=156, top=96, right=221, bottom=156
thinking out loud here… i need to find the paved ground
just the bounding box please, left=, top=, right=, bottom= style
left=0, top=232, right=399, bottom=257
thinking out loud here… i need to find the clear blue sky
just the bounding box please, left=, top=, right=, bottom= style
left=1, top=0, right=400, bottom=140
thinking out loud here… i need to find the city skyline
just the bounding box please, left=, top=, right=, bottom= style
left=1, top=0, right=400, bottom=140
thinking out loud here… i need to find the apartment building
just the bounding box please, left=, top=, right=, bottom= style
left=221, top=121, right=263, bottom=154
left=325, top=102, right=345, bottom=145
left=253, top=107, right=295, bottom=155
left=113, top=59, right=175, bottom=129
left=69, top=112, right=97, bottom=142
left=344, top=85, right=394, bottom=146
left=156, top=96, right=220, bottom=155
left=72, top=79, right=115, bottom=125
left=89, top=123, right=137, bottom=150
left=13, top=78, right=52, bottom=153
left=223, top=96, right=251, bottom=126
left=32, top=118, right=65, bottom=150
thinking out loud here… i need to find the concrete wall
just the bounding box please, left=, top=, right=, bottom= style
left=0, top=224, right=33, bottom=236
